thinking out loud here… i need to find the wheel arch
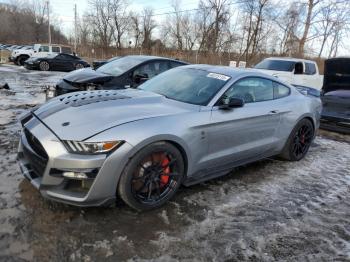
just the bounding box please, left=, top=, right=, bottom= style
left=124, top=134, right=191, bottom=178
left=295, top=114, right=316, bottom=136
left=18, top=54, right=30, bottom=59
left=163, top=139, right=189, bottom=178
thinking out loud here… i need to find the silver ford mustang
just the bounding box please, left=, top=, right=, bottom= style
left=17, top=65, right=322, bottom=211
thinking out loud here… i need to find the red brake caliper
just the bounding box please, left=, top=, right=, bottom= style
left=160, top=157, right=170, bottom=187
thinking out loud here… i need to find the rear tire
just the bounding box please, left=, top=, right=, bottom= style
left=39, top=61, right=50, bottom=71
left=279, top=119, right=314, bottom=161
left=118, top=142, right=185, bottom=211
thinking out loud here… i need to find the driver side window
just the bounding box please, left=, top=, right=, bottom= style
left=133, top=62, right=158, bottom=78
left=222, top=77, right=274, bottom=103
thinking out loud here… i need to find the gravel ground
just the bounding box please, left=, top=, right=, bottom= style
left=0, top=64, right=349, bottom=262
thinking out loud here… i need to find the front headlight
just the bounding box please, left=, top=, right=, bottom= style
left=63, top=140, right=123, bottom=154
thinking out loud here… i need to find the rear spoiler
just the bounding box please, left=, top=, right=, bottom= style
left=293, top=85, right=320, bottom=98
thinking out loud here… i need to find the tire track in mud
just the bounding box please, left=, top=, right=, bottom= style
left=148, top=138, right=350, bottom=261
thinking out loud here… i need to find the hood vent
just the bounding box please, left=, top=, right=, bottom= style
left=59, top=90, right=130, bottom=107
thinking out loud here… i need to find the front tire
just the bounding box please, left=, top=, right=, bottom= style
left=280, top=118, right=314, bottom=161
left=39, top=61, right=50, bottom=71
left=16, top=55, right=29, bottom=66
left=118, top=142, right=185, bottom=211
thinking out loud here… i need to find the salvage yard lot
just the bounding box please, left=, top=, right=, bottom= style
left=0, top=64, right=350, bottom=261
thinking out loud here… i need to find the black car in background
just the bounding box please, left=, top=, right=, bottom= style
left=92, top=56, right=120, bottom=69
left=24, top=53, right=90, bottom=72
left=54, top=55, right=188, bottom=96
left=320, top=57, right=350, bottom=134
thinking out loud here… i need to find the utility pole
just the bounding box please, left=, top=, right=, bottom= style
left=74, top=3, right=77, bottom=53
left=46, top=0, right=51, bottom=45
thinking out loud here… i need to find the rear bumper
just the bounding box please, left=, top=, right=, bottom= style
left=17, top=114, right=133, bottom=207
left=24, top=63, right=39, bottom=70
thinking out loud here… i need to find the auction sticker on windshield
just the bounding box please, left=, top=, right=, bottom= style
left=207, top=72, right=231, bottom=81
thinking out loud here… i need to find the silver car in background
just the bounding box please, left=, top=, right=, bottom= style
left=17, top=65, right=322, bottom=211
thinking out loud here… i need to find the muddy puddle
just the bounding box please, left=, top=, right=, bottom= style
left=0, top=64, right=349, bottom=261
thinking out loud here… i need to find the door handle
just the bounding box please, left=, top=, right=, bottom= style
left=269, top=110, right=279, bottom=114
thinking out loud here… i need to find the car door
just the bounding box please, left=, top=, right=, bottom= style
left=55, top=54, right=74, bottom=71
left=293, top=61, right=308, bottom=86
left=205, top=77, right=283, bottom=170
left=303, top=62, right=318, bottom=88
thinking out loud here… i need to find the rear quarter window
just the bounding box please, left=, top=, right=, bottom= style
left=273, top=82, right=290, bottom=99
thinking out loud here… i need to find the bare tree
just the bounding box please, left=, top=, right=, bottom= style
left=109, top=0, right=129, bottom=49
left=196, top=0, right=230, bottom=52
left=129, top=12, right=142, bottom=48
left=298, top=0, right=321, bottom=55
left=239, top=0, right=272, bottom=62
left=88, top=0, right=113, bottom=49
left=141, top=8, right=156, bottom=50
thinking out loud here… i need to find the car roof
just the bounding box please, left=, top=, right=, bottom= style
left=182, top=64, right=257, bottom=78
left=263, top=57, right=316, bottom=63
left=122, top=55, right=188, bottom=64
left=181, top=64, right=296, bottom=86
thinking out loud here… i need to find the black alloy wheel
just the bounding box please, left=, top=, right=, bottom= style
left=280, top=118, right=314, bottom=161
left=118, top=142, right=184, bottom=211
left=291, top=123, right=313, bottom=159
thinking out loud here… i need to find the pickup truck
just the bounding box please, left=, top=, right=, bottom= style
left=254, top=57, right=323, bottom=90
left=10, top=44, right=72, bottom=66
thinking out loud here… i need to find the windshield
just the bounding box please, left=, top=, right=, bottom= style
left=139, top=67, right=230, bottom=105
left=255, top=60, right=296, bottom=72
left=97, top=56, right=143, bottom=76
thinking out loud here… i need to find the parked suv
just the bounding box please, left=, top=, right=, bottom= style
left=10, top=44, right=73, bottom=66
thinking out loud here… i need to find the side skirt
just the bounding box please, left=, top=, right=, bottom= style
left=182, top=151, right=278, bottom=187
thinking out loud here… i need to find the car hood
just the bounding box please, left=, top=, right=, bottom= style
left=33, top=89, right=196, bottom=141
left=63, top=68, right=113, bottom=84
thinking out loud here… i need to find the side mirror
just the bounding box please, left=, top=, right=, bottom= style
left=133, top=73, right=149, bottom=84
left=219, top=97, right=244, bottom=110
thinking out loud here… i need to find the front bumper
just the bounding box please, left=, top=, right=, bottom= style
left=55, top=79, right=81, bottom=97
left=17, top=114, right=133, bottom=206
left=24, top=63, right=39, bottom=70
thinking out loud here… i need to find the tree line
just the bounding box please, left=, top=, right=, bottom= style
left=74, top=0, right=350, bottom=62
left=0, top=1, right=67, bottom=45
left=1, top=0, right=349, bottom=64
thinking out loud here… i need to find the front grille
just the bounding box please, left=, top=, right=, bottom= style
left=22, top=129, right=48, bottom=177
left=24, top=129, right=48, bottom=160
